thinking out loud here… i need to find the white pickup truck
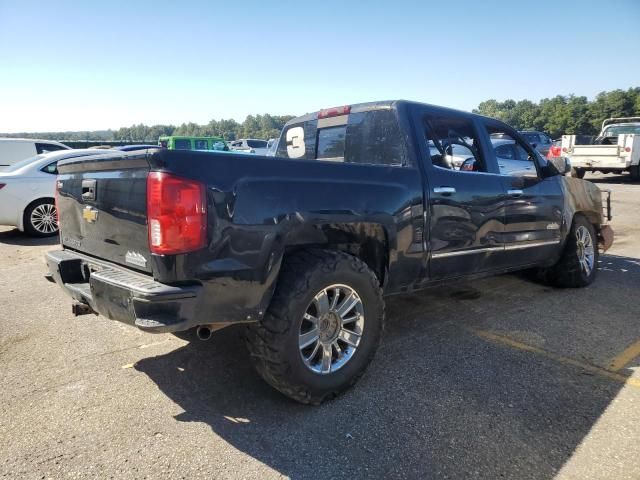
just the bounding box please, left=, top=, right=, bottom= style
left=561, top=117, right=640, bottom=179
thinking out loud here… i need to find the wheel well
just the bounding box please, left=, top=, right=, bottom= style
left=284, top=223, right=389, bottom=286
left=572, top=211, right=599, bottom=230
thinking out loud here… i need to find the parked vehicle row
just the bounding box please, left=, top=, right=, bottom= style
left=46, top=100, right=612, bottom=404
left=0, top=138, right=70, bottom=170
left=0, top=149, right=113, bottom=236
left=561, top=117, right=640, bottom=179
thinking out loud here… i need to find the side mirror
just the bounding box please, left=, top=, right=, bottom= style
left=461, top=158, right=477, bottom=171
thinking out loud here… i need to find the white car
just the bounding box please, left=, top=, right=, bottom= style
left=228, top=139, right=270, bottom=155
left=0, top=138, right=70, bottom=170
left=0, top=149, right=107, bottom=236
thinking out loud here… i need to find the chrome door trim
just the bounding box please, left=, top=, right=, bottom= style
left=431, top=246, right=503, bottom=259
left=504, top=239, right=561, bottom=251
left=431, top=239, right=561, bottom=259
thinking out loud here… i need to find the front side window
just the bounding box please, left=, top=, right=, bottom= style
left=485, top=124, right=538, bottom=178
left=424, top=114, right=485, bottom=172
left=174, top=139, right=191, bottom=150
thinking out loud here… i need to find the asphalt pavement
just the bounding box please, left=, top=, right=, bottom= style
left=1, top=172, right=639, bottom=479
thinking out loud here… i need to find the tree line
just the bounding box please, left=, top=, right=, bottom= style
left=473, top=87, right=640, bottom=139
left=3, top=88, right=638, bottom=142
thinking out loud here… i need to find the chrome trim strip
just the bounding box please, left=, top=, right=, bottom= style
left=504, top=240, right=560, bottom=250
left=431, top=246, right=503, bottom=259
left=431, top=239, right=561, bottom=259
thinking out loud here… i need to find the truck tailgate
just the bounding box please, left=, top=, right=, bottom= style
left=56, top=151, right=153, bottom=273
left=570, top=145, right=620, bottom=157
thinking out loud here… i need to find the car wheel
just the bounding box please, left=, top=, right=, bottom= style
left=630, top=166, right=640, bottom=181
left=545, top=215, right=598, bottom=288
left=245, top=249, right=384, bottom=404
left=23, top=199, right=58, bottom=237
left=571, top=167, right=586, bottom=179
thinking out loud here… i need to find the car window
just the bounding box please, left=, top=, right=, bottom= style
left=41, top=162, right=58, bottom=175
left=35, top=143, right=67, bottom=154
left=247, top=140, right=267, bottom=149
left=494, top=144, right=514, bottom=159
left=174, top=139, right=191, bottom=150
left=485, top=125, right=538, bottom=178
left=521, top=133, right=540, bottom=144
left=276, top=109, right=408, bottom=166
left=423, top=114, right=485, bottom=172
left=194, top=139, right=208, bottom=150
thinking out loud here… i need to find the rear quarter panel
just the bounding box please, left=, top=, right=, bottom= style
left=147, top=149, right=425, bottom=321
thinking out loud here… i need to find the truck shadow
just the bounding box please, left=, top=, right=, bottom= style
left=134, top=254, right=640, bottom=479
left=0, top=228, right=59, bottom=246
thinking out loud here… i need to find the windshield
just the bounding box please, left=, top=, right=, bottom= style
left=602, top=125, right=640, bottom=136
left=6, top=154, right=46, bottom=171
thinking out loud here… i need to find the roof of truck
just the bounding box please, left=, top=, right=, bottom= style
left=284, top=100, right=492, bottom=126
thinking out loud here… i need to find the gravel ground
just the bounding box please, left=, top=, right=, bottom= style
left=1, top=172, right=639, bottom=479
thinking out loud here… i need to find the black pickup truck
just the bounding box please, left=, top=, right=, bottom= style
left=46, top=100, right=613, bottom=404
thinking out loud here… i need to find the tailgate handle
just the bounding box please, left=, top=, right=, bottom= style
left=81, top=179, right=97, bottom=201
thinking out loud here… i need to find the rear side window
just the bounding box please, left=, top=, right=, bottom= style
left=35, top=143, right=66, bottom=154
left=174, top=139, right=191, bottom=150
left=276, top=109, right=407, bottom=166
left=41, top=162, right=58, bottom=175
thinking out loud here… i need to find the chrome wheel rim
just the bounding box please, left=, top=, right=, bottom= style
left=576, top=225, right=595, bottom=276
left=299, top=284, right=365, bottom=375
left=30, top=203, right=58, bottom=234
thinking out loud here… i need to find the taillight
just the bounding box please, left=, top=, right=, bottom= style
left=547, top=145, right=562, bottom=159
left=147, top=172, right=207, bottom=255
left=318, top=105, right=351, bottom=119
left=624, top=146, right=631, bottom=152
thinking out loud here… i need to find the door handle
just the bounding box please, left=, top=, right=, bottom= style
left=507, top=189, right=524, bottom=197
left=433, top=186, right=456, bottom=195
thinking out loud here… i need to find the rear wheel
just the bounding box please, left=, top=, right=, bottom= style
left=544, top=215, right=598, bottom=287
left=23, top=199, right=58, bottom=237
left=629, top=166, right=640, bottom=181
left=245, top=249, right=384, bottom=404
left=571, top=167, right=586, bottom=179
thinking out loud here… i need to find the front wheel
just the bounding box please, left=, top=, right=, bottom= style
left=23, top=199, right=58, bottom=237
left=245, top=249, right=384, bottom=404
left=544, top=216, right=598, bottom=287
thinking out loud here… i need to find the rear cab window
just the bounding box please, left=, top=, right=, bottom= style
left=276, top=106, right=408, bottom=166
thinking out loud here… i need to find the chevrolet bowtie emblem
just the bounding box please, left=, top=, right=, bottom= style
left=82, top=206, right=99, bottom=223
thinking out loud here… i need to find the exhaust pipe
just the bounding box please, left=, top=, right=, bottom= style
left=196, top=325, right=212, bottom=341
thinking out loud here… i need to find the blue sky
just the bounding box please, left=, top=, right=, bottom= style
left=0, top=0, right=638, bottom=132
